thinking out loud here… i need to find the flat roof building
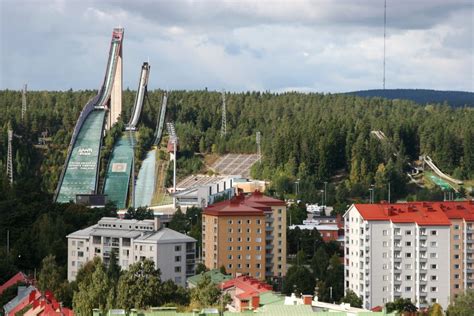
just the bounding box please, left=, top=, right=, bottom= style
left=67, top=217, right=196, bottom=287
left=344, top=201, right=474, bottom=310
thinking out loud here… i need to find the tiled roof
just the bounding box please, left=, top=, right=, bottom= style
left=0, top=272, right=28, bottom=295
left=354, top=201, right=474, bottom=226
left=221, top=276, right=273, bottom=299
left=204, top=191, right=284, bottom=216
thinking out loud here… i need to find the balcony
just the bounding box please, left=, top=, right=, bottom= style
left=419, top=243, right=427, bottom=249
left=419, top=257, right=427, bottom=263
left=419, top=279, right=427, bottom=285
left=394, top=244, right=402, bottom=250
left=265, top=217, right=274, bottom=223
left=419, top=234, right=428, bottom=240
left=394, top=234, right=402, bottom=240
left=394, top=257, right=402, bottom=262
left=265, top=253, right=274, bottom=258
left=394, top=279, right=402, bottom=285
left=467, top=225, right=473, bottom=231
left=265, top=235, right=273, bottom=241
left=266, top=244, right=273, bottom=250
left=467, top=239, right=474, bottom=244
left=419, top=267, right=427, bottom=273
left=467, top=256, right=474, bottom=262
left=265, top=226, right=274, bottom=231
left=467, top=248, right=474, bottom=254
left=419, top=291, right=427, bottom=297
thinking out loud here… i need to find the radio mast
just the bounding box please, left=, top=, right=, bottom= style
left=221, top=90, right=227, bottom=137
left=7, top=130, right=13, bottom=184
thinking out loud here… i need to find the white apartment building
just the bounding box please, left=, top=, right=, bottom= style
left=67, top=217, right=196, bottom=287
left=344, top=203, right=451, bottom=310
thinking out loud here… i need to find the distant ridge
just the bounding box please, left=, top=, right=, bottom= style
left=345, top=89, right=473, bottom=107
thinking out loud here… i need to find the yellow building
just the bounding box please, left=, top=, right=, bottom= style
left=202, top=191, right=287, bottom=279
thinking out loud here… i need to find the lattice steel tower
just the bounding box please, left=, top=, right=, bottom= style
left=21, top=84, right=27, bottom=120
left=221, top=90, right=227, bottom=137
left=256, top=131, right=261, bottom=162
left=7, top=130, right=13, bottom=184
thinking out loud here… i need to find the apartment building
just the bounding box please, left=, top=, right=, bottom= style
left=439, top=202, right=474, bottom=299
left=202, top=191, right=286, bottom=279
left=67, top=217, right=196, bottom=287
left=344, top=202, right=461, bottom=310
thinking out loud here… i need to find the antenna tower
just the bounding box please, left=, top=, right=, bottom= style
left=221, top=90, right=227, bottom=137
left=256, top=131, right=262, bottom=162
left=21, top=84, right=27, bottom=120
left=7, top=130, right=13, bottom=184
left=383, top=0, right=387, bottom=90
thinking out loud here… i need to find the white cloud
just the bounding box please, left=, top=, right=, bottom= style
left=0, top=0, right=472, bottom=92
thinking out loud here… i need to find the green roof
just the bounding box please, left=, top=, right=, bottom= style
left=258, top=292, right=285, bottom=306
left=187, top=269, right=232, bottom=287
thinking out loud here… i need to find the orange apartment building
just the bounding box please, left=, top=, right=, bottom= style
left=202, top=191, right=287, bottom=279
left=440, top=201, right=474, bottom=300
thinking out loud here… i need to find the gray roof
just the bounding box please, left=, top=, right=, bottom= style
left=3, top=286, right=36, bottom=313
left=136, top=227, right=196, bottom=244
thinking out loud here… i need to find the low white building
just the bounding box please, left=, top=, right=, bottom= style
left=344, top=203, right=451, bottom=310
left=67, top=217, right=196, bottom=287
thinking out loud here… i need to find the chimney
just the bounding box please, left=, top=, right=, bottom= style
left=154, top=216, right=161, bottom=231
left=251, top=295, right=260, bottom=310
left=302, top=295, right=313, bottom=305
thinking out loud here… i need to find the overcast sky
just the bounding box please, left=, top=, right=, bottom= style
left=1, top=0, right=473, bottom=92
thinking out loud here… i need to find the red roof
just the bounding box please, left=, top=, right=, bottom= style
left=221, top=275, right=272, bottom=299
left=204, top=191, right=285, bottom=216
left=354, top=201, right=474, bottom=226
left=0, top=272, right=29, bottom=295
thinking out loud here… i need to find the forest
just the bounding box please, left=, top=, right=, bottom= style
left=0, top=88, right=473, bottom=312
left=1, top=89, right=472, bottom=207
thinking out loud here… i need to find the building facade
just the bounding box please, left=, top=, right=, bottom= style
left=67, top=217, right=196, bottom=287
left=344, top=202, right=474, bottom=310
left=202, top=191, right=287, bottom=279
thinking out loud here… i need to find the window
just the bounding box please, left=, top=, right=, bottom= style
left=228, top=228, right=233, bottom=233
left=454, top=264, right=460, bottom=269
left=454, top=254, right=459, bottom=259
left=78, top=251, right=84, bottom=257
left=383, top=252, right=388, bottom=258
left=72, top=261, right=75, bottom=267
left=383, top=275, right=389, bottom=281
left=431, top=230, right=437, bottom=236
left=430, top=253, right=437, bottom=258
left=246, top=254, right=251, bottom=260
left=430, top=241, right=438, bottom=247
left=455, top=274, right=460, bottom=279
left=246, top=228, right=251, bottom=233
left=256, top=246, right=261, bottom=251
left=228, top=220, right=233, bottom=224
left=431, top=287, right=438, bottom=292
left=383, top=241, right=388, bottom=247
left=175, top=256, right=181, bottom=262
left=227, top=254, right=232, bottom=259
left=454, top=234, right=460, bottom=240
left=174, top=266, right=181, bottom=273
left=237, top=255, right=241, bottom=260
left=455, top=284, right=460, bottom=289
left=383, top=230, right=388, bottom=236
left=237, top=246, right=242, bottom=251
left=406, top=252, right=412, bottom=258
left=406, top=275, right=412, bottom=280
left=405, top=241, right=412, bottom=246
left=175, top=277, right=182, bottom=284
left=405, top=230, right=412, bottom=235
left=431, top=298, right=437, bottom=303
left=431, top=264, right=438, bottom=269
left=247, top=219, right=251, bottom=224
left=454, top=244, right=460, bottom=250
left=227, top=246, right=232, bottom=251
left=237, top=220, right=241, bottom=224
left=227, top=237, right=233, bottom=242
left=454, top=224, right=459, bottom=230
left=257, top=220, right=261, bottom=224
left=237, top=263, right=241, bottom=268
left=405, top=287, right=412, bottom=292
left=405, top=264, right=412, bottom=270
left=383, top=264, right=388, bottom=270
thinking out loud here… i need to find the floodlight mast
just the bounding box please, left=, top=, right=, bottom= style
left=167, top=122, right=178, bottom=208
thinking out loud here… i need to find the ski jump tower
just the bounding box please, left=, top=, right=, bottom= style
left=108, top=32, right=123, bottom=130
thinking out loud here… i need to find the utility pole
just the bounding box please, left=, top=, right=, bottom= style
left=324, top=181, right=328, bottom=205
left=21, top=84, right=27, bottom=121
left=256, top=131, right=261, bottom=163
left=7, top=130, right=13, bottom=185
left=221, top=90, right=227, bottom=137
